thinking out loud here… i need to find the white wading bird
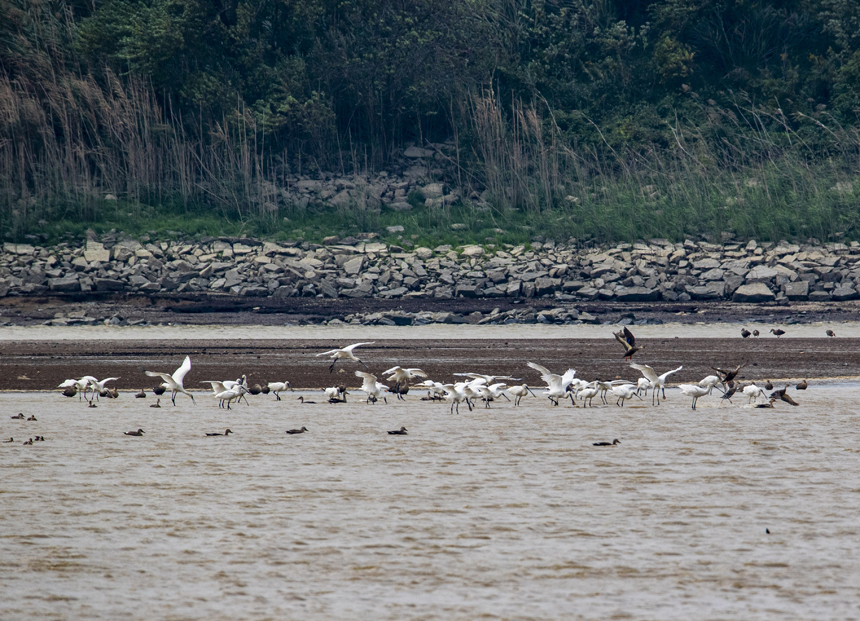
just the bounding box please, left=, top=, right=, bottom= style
left=316, top=342, right=374, bottom=373
left=474, top=383, right=510, bottom=408
left=611, top=383, right=640, bottom=407
left=90, top=377, right=121, bottom=401
left=415, top=380, right=447, bottom=399
left=577, top=382, right=601, bottom=407
left=355, top=371, right=388, bottom=404
left=507, top=384, right=536, bottom=406
left=58, top=376, right=98, bottom=401
left=698, top=375, right=723, bottom=395
left=629, top=364, right=684, bottom=405
left=678, top=384, right=710, bottom=410
left=743, top=384, right=767, bottom=404
left=145, top=356, right=195, bottom=405
left=442, top=383, right=473, bottom=414
left=267, top=380, right=294, bottom=400
left=527, top=362, right=576, bottom=406
left=383, top=366, right=427, bottom=400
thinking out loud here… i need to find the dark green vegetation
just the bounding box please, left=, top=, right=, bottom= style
left=3, top=0, right=860, bottom=245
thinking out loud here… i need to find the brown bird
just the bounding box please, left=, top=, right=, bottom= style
left=10, top=413, right=24, bottom=419
left=5, top=437, right=13, bottom=442
left=124, top=429, right=145, bottom=436
left=153, top=385, right=166, bottom=396
left=720, top=380, right=738, bottom=405
left=712, top=364, right=745, bottom=384
left=741, top=328, right=751, bottom=338
left=764, top=380, right=774, bottom=390
left=770, top=328, right=786, bottom=338
left=770, top=385, right=799, bottom=406
left=387, top=427, right=408, bottom=435
left=62, top=386, right=77, bottom=398
left=23, top=438, right=33, bottom=445
left=248, top=384, right=262, bottom=396
left=150, top=398, right=161, bottom=408
left=756, top=398, right=777, bottom=409
left=286, top=426, right=308, bottom=434
left=135, top=389, right=146, bottom=398
left=260, top=385, right=270, bottom=394
left=614, top=327, right=645, bottom=360
left=206, top=429, right=233, bottom=436
left=826, top=329, right=836, bottom=337
left=796, top=379, right=808, bottom=390
left=752, top=330, right=760, bottom=337
left=593, top=439, right=620, bottom=446
left=26, top=415, right=36, bottom=421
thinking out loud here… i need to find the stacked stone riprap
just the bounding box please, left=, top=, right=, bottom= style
left=2, top=236, right=859, bottom=307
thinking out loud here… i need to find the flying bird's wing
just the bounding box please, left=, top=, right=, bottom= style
left=145, top=371, right=172, bottom=384
left=660, top=366, right=683, bottom=381
left=527, top=362, right=553, bottom=377
left=315, top=349, right=341, bottom=357
left=172, top=356, right=192, bottom=384
left=623, top=326, right=636, bottom=346
left=382, top=366, right=402, bottom=376
left=614, top=330, right=633, bottom=352
left=630, top=363, right=659, bottom=384
left=404, top=368, right=427, bottom=378
left=354, top=370, right=376, bottom=382
left=343, top=342, right=374, bottom=353
left=201, top=381, right=227, bottom=394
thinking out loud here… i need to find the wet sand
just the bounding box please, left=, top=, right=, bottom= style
left=3, top=336, right=857, bottom=392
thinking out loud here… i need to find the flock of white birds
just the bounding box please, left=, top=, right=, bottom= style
left=57, top=340, right=802, bottom=412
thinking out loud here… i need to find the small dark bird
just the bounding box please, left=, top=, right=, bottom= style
left=593, top=439, right=620, bottom=446
left=796, top=379, right=808, bottom=390
left=260, top=385, right=270, bottom=394
left=124, top=429, right=145, bottom=436
left=298, top=396, right=316, bottom=404
left=5, top=437, right=13, bottom=442
left=827, top=329, right=836, bottom=337
left=62, top=386, right=77, bottom=398
left=286, top=426, right=308, bottom=434
left=764, top=380, right=774, bottom=391
left=10, top=413, right=24, bottom=419
left=206, top=429, right=233, bottom=436
left=770, top=328, right=785, bottom=338
left=135, top=389, right=146, bottom=398
left=88, top=401, right=97, bottom=408
left=153, top=385, right=166, bottom=396
left=766, top=528, right=771, bottom=534
left=23, top=438, right=33, bottom=445
left=756, top=398, right=777, bottom=408
left=150, top=399, right=161, bottom=408
left=26, top=415, right=36, bottom=421
left=614, top=326, right=644, bottom=360
left=36, top=436, right=45, bottom=441
left=248, top=384, right=262, bottom=396
left=712, top=364, right=745, bottom=384
left=387, top=427, right=408, bottom=435
left=741, top=328, right=751, bottom=338
left=770, top=385, right=799, bottom=406
left=752, top=330, right=760, bottom=337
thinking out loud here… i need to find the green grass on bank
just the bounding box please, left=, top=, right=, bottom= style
left=8, top=159, right=860, bottom=248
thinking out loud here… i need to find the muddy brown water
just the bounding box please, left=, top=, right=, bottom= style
left=2, top=385, right=860, bottom=619
left=2, top=325, right=860, bottom=618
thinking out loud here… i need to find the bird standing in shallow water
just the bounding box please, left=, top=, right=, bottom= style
left=135, top=389, right=146, bottom=398
left=752, top=330, right=760, bottom=337
left=388, top=427, right=408, bottom=435
left=593, top=439, right=620, bottom=446
left=770, top=328, right=785, bottom=338
left=145, top=356, right=195, bottom=405
left=741, top=328, right=751, bottom=338
left=827, top=329, right=836, bottom=337
left=764, top=380, right=774, bottom=391
left=796, top=379, right=808, bottom=390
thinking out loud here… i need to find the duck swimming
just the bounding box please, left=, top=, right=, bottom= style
left=135, top=389, right=146, bottom=398
left=286, top=427, right=308, bottom=434
left=124, top=429, right=145, bottom=436
left=764, top=380, right=774, bottom=390
left=387, top=427, right=408, bottom=435
left=206, top=429, right=232, bottom=436
left=26, top=415, right=36, bottom=421
left=593, top=439, right=620, bottom=446
left=10, top=413, right=24, bottom=419
left=796, top=379, right=808, bottom=390
left=23, top=438, right=33, bottom=445
left=5, top=437, right=13, bottom=442
left=297, top=396, right=316, bottom=404
left=150, top=399, right=161, bottom=408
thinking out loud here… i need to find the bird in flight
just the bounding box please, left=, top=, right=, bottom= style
left=614, top=327, right=645, bottom=360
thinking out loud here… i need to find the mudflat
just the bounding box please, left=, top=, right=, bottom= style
left=3, top=335, right=856, bottom=392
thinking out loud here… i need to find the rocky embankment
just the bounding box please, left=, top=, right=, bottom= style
left=2, top=234, right=859, bottom=326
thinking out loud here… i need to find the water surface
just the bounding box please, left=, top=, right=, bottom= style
left=2, top=386, right=859, bottom=619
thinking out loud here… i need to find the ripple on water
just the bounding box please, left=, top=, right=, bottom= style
left=1, top=386, right=860, bottom=618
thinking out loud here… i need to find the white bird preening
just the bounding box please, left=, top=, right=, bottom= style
left=611, top=383, right=640, bottom=407
left=629, top=364, right=683, bottom=405
left=145, top=356, right=195, bottom=405
left=678, top=384, right=710, bottom=410
left=267, top=381, right=294, bottom=400
left=316, top=342, right=374, bottom=373
left=473, top=382, right=510, bottom=408
left=743, top=384, right=767, bottom=404
left=355, top=371, right=388, bottom=404
left=383, top=366, right=427, bottom=400
left=577, top=382, right=601, bottom=407
left=442, top=382, right=473, bottom=414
